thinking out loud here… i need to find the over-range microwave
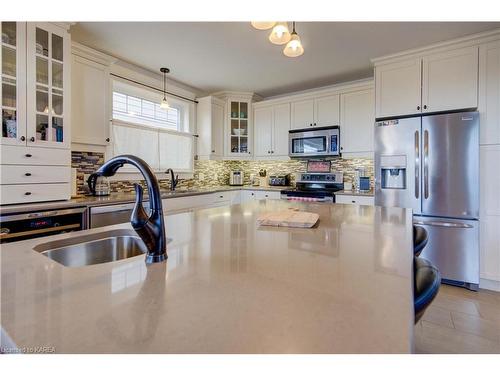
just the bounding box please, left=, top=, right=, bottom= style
left=289, top=126, right=340, bottom=158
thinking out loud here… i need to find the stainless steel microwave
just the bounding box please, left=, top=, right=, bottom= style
left=289, top=126, right=340, bottom=157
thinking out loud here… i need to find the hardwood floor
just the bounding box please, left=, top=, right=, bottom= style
left=414, top=284, right=500, bottom=353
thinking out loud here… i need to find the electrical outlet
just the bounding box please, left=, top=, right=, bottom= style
left=198, top=173, right=205, bottom=181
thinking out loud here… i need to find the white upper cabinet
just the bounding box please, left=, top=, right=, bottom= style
left=340, top=88, right=375, bottom=156
left=26, top=22, right=71, bottom=149
left=254, top=106, right=273, bottom=157
left=196, top=96, right=225, bottom=159
left=71, top=52, right=111, bottom=146
left=273, top=103, right=291, bottom=156
left=254, top=103, right=291, bottom=158
left=479, top=40, right=500, bottom=145
left=422, top=46, right=478, bottom=113
left=1, top=22, right=26, bottom=147
left=291, top=99, right=314, bottom=129
left=314, top=94, right=340, bottom=127
left=375, top=58, right=421, bottom=119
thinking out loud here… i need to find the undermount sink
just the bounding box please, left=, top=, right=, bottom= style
left=33, top=229, right=148, bottom=268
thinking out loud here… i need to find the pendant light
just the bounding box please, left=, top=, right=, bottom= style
left=160, top=67, right=170, bottom=109
left=251, top=21, right=276, bottom=30
left=283, top=22, right=304, bottom=57
left=269, top=22, right=291, bottom=45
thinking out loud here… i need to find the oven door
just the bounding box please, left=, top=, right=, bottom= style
left=289, top=131, right=330, bottom=157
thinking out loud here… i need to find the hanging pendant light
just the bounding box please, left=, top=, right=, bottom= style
left=160, top=67, right=170, bottom=109
left=283, top=22, right=304, bottom=57
left=269, top=22, right=291, bottom=45
left=251, top=21, right=276, bottom=30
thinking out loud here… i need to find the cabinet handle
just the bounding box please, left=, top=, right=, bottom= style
left=340, top=147, right=343, bottom=151
left=25, top=154, right=32, bottom=158
left=212, top=150, right=215, bottom=153
left=423, top=105, right=428, bottom=110
left=106, top=138, right=110, bottom=142
left=314, top=123, right=317, bottom=126
left=25, top=173, right=32, bottom=176
left=310, top=123, right=313, bottom=126
left=219, top=195, right=223, bottom=198
left=20, top=136, right=26, bottom=141
left=25, top=192, right=32, bottom=196
left=417, top=105, right=420, bottom=110
left=351, top=200, right=356, bottom=203
left=30, top=137, right=35, bottom=142
left=271, top=150, right=274, bottom=154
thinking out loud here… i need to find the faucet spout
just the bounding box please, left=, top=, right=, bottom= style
left=89, top=155, right=167, bottom=263
left=165, top=168, right=179, bottom=191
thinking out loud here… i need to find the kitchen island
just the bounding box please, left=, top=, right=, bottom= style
left=0, top=200, right=414, bottom=353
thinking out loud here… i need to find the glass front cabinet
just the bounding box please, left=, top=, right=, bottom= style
left=226, top=97, right=253, bottom=158
left=1, top=22, right=70, bottom=148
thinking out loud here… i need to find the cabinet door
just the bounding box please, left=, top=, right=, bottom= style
left=254, top=106, right=273, bottom=157
left=212, top=102, right=224, bottom=157
left=71, top=55, right=110, bottom=145
left=314, top=94, right=339, bottom=127
left=1, top=22, right=26, bottom=146
left=291, top=99, right=314, bottom=129
left=479, top=41, right=500, bottom=145
left=422, top=46, right=478, bottom=113
left=26, top=22, right=71, bottom=149
left=480, top=145, right=500, bottom=282
left=228, top=100, right=251, bottom=156
left=340, top=89, right=375, bottom=154
left=375, top=58, right=421, bottom=118
left=272, top=103, right=290, bottom=156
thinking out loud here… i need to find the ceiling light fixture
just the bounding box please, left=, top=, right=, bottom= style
left=160, top=67, right=170, bottom=109
left=251, top=22, right=276, bottom=30
left=269, top=22, right=291, bottom=45
left=283, top=22, right=304, bottom=57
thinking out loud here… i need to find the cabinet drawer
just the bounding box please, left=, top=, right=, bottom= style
left=1, top=145, right=70, bottom=166
left=1, top=165, right=70, bottom=184
left=1, top=183, right=70, bottom=205
left=335, top=195, right=374, bottom=206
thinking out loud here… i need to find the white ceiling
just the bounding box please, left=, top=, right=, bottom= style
left=70, top=22, right=500, bottom=98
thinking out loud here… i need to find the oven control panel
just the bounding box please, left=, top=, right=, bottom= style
left=297, top=172, right=343, bottom=183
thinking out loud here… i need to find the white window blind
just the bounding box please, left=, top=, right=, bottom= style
left=110, top=85, right=194, bottom=173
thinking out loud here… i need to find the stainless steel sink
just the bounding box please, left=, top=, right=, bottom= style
left=33, top=229, right=148, bottom=267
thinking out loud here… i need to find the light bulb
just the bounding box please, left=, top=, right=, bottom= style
left=269, top=22, right=291, bottom=45
left=251, top=22, right=276, bottom=30
left=160, top=98, right=170, bottom=109
left=283, top=32, right=304, bottom=57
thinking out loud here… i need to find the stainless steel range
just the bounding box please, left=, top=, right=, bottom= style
left=281, top=172, right=344, bottom=202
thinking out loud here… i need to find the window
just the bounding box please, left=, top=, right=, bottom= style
left=112, top=92, right=180, bottom=131
left=110, top=82, right=194, bottom=173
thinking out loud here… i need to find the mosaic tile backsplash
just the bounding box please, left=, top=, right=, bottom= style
left=72, top=151, right=374, bottom=195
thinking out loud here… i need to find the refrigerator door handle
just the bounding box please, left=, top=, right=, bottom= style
left=424, top=129, right=429, bottom=199
left=414, top=130, right=419, bottom=199
left=413, top=220, right=474, bottom=228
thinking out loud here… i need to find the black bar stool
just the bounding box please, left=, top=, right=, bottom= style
left=413, top=225, right=428, bottom=257
left=414, top=256, right=441, bottom=324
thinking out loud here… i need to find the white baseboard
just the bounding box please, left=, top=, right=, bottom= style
left=480, top=278, right=500, bottom=292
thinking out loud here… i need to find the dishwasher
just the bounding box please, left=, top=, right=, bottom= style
left=89, top=202, right=151, bottom=229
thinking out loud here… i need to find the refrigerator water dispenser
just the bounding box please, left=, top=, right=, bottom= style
left=380, top=155, right=406, bottom=189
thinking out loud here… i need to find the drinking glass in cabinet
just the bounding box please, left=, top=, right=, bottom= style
left=1, top=22, right=17, bottom=46
left=2, top=109, right=17, bottom=139
left=52, top=92, right=63, bottom=116
left=240, top=137, right=248, bottom=153
left=35, top=28, right=48, bottom=57
left=36, top=57, right=48, bottom=84
left=52, top=117, right=63, bottom=142
left=2, top=81, right=16, bottom=108
left=2, top=45, right=16, bottom=77
left=52, top=62, right=63, bottom=88
left=52, top=34, right=63, bottom=61
left=36, top=88, right=48, bottom=113
left=231, top=102, right=239, bottom=119
left=36, top=114, right=48, bottom=141
left=240, top=102, right=248, bottom=119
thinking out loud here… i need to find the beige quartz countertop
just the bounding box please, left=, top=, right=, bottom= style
left=334, top=189, right=375, bottom=197
left=0, top=200, right=414, bottom=353
left=0, top=186, right=286, bottom=215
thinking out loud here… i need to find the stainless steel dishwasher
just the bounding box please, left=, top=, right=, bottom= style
left=89, top=202, right=150, bottom=229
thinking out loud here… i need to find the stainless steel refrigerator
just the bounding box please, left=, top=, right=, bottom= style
left=374, top=111, right=479, bottom=290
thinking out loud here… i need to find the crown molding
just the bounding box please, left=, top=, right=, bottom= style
left=371, top=28, right=500, bottom=65
left=71, top=41, right=117, bottom=66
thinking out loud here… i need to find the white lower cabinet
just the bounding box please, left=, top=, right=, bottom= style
left=1, top=183, right=70, bottom=205
left=335, top=194, right=374, bottom=206
left=255, top=191, right=281, bottom=200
